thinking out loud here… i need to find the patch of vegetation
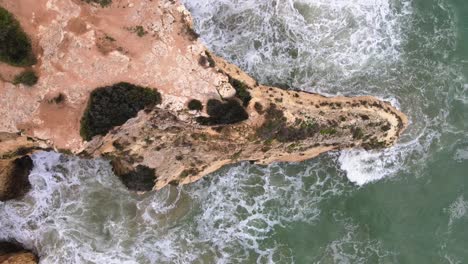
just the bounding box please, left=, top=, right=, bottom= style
left=48, top=93, right=65, bottom=104
left=319, top=128, right=337, bottom=135
left=179, top=168, right=198, bottom=178
left=196, top=99, right=249, bottom=126
left=256, top=104, right=319, bottom=142
left=132, top=26, right=147, bottom=37
left=188, top=99, right=203, bottom=111
left=381, top=124, right=391, bottom=132
left=229, top=77, right=252, bottom=106
left=81, top=0, right=112, bottom=7
left=254, top=102, right=264, bottom=114
left=362, top=138, right=387, bottom=150
left=13, top=70, right=38, bottom=86
left=105, top=35, right=116, bottom=42
left=351, top=127, right=364, bottom=140
left=118, top=165, right=156, bottom=192
left=0, top=7, right=36, bottom=66
left=80, top=82, right=161, bottom=140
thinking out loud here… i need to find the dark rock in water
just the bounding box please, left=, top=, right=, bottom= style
left=0, top=241, right=38, bottom=264
left=112, top=159, right=156, bottom=192
left=0, top=155, right=34, bottom=201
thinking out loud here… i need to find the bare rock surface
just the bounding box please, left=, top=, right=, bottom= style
left=0, top=242, right=38, bottom=264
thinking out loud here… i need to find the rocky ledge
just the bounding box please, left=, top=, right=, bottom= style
left=0, top=133, right=48, bottom=201
left=0, top=0, right=408, bottom=192
left=0, top=242, right=38, bottom=264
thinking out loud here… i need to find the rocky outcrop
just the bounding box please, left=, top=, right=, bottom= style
left=0, top=133, right=49, bottom=201
left=0, top=0, right=408, bottom=191
left=0, top=242, right=38, bottom=264
left=0, top=155, right=33, bottom=201
left=85, top=85, right=407, bottom=189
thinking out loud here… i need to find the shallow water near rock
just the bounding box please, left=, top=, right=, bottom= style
left=1, top=0, right=468, bottom=262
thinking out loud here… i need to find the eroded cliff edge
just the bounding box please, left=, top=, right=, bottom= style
left=0, top=0, right=408, bottom=192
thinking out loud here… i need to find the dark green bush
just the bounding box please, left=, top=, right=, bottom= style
left=82, top=0, right=112, bottom=7
left=133, top=26, right=147, bottom=37
left=188, top=99, right=203, bottom=111
left=196, top=99, right=248, bottom=125
left=80, top=82, right=161, bottom=140
left=229, top=77, right=252, bottom=106
left=319, top=128, right=337, bottom=135
left=13, top=70, right=37, bottom=86
left=0, top=7, right=36, bottom=66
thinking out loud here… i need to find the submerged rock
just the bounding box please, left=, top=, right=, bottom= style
left=0, top=241, right=38, bottom=264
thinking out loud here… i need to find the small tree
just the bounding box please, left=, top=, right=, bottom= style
left=188, top=99, right=203, bottom=111
left=0, top=7, right=36, bottom=66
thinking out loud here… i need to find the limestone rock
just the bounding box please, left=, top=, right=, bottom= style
left=0, top=242, right=38, bottom=264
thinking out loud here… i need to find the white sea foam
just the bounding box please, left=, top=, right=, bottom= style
left=183, top=0, right=412, bottom=90
left=446, top=195, right=468, bottom=230
left=182, top=159, right=347, bottom=262
left=0, top=152, right=346, bottom=263
left=305, top=213, right=397, bottom=263
left=454, top=147, right=468, bottom=162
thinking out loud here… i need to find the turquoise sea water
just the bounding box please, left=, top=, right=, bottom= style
left=1, top=0, right=467, bottom=263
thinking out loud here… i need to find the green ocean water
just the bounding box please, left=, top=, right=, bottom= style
left=1, top=0, right=467, bottom=263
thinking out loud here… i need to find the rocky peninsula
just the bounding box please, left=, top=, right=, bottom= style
left=0, top=0, right=407, bottom=196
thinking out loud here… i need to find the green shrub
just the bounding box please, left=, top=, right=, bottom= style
left=188, top=99, right=203, bottom=111
left=13, top=70, right=38, bottom=86
left=319, top=128, right=337, bottom=135
left=0, top=7, right=36, bottom=66
left=82, top=0, right=112, bottom=7
left=229, top=77, right=252, bottom=106
left=133, top=26, right=147, bottom=37
left=196, top=99, right=248, bottom=125
left=256, top=104, right=319, bottom=142
left=80, top=82, right=161, bottom=140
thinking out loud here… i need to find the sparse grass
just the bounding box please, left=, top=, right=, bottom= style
left=13, top=70, right=38, bottom=86
left=0, top=7, right=36, bottom=66
left=319, top=128, right=337, bottom=135
left=196, top=99, right=248, bottom=126
left=80, top=82, right=161, bottom=140
left=188, top=99, right=203, bottom=111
